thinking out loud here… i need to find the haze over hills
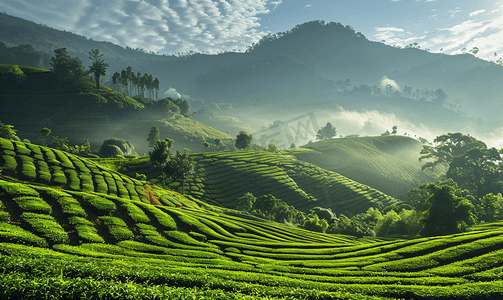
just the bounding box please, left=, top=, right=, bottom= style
left=2, top=12, right=503, bottom=146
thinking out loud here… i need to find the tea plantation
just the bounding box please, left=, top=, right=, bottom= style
left=1, top=138, right=502, bottom=299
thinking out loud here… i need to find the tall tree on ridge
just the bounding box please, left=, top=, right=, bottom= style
left=88, top=49, right=109, bottom=90
left=136, top=71, right=142, bottom=96
left=148, top=74, right=154, bottom=99
left=121, top=69, right=128, bottom=95
left=153, top=77, right=159, bottom=100
left=126, top=66, right=132, bottom=96
left=112, top=71, right=121, bottom=91
left=50, top=48, right=72, bottom=79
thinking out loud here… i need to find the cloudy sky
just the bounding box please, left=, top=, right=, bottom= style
left=2, top=0, right=503, bottom=61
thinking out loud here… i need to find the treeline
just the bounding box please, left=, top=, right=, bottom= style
left=0, top=40, right=51, bottom=69
left=110, top=67, right=160, bottom=100
left=331, top=78, right=448, bottom=103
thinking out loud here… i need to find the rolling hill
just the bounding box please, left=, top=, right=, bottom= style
left=289, top=135, right=442, bottom=197
left=0, top=138, right=503, bottom=299
left=0, top=64, right=233, bottom=155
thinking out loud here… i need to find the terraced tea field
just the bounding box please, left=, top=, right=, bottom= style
left=290, top=136, right=441, bottom=197
left=117, top=149, right=399, bottom=215
left=1, top=138, right=503, bottom=299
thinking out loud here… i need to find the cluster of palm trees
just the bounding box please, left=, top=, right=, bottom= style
left=111, top=66, right=160, bottom=100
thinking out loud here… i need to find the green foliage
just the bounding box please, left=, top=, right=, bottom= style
left=419, top=132, right=486, bottom=171
left=88, top=49, right=109, bottom=89
left=147, top=125, right=160, bottom=148
left=235, top=131, right=253, bottom=150
left=303, top=213, right=329, bottom=233
left=328, top=214, right=372, bottom=237
left=265, top=142, right=279, bottom=153
left=446, top=147, right=502, bottom=199
left=0, top=121, right=18, bottom=140
left=149, top=138, right=173, bottom=187
left=420, top=184, right=476, bottom=237
left=47, top=136, right=69, bottom=152
left=163, top=150, right=194, bottom=194
left=235, top=192, right=256, bottom=212
left=316, top=122, right=337, bottom=140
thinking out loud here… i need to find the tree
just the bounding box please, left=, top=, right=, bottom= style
left=392, top=126, right=398, bottom=135
left=40, top=127, right=51, bottom=146
left=50, top=48, right=72, bottom=78
left=149, top=138, right=173, bottom=187
left=147, top=126, right=160, bottom=148
left=88, top=49, right=109, bottom=90
left=236, top=192, right=256, bottom=212
left=0, top=121, right=18, bottom=140
left=69, top=57, right=86, bottom=85
left=126, top=66, right=132, bottom=96
left=316, top=122, right=337, bottom=140
left=121, top=69, right=128, bottom=95
left=163, top=150, right=194, bottom=194
left=419, top=133, right=486, bottom=171
left=235, top=131, right=253, bottom=150
left=153, top=77, right=160, bottom=100
left=446, top=147, right=502, bottom=199
left=112, top=72, right=121, bottom=91
left=136, top=71, right=142, bottom=96
left=419, top=184, right=475, bottom=237
left=266, top=142, right=279, bottom=153
left=477, top=193, right=501, bottom=223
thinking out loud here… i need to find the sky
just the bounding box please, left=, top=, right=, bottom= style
left=2, top=0, right=503, bottom=62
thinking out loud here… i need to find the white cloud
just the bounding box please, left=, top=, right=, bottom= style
left=470, top=10, right=486, bottom=17
left=380, top=76, right=401, bottom=92
left=0, top=0, right=279, bottom=54
left=373, top=9, right=503, bottom=63
left=164, top=87, right=181, bottom=99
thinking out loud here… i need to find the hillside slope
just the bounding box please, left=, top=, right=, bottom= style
left=117, top=149, right=399, bottom=216
left=0, top=139, right=502, bottom=298
left=0, top=64, right=232, bottom=154
left=289, top=136, right=440, bottom=196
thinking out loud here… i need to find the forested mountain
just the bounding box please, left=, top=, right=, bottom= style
left=2, top=12, right=503, bottom=132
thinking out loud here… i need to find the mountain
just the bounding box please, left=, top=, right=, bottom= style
left=2, top=13, right=503, bottom=133
left=1, top=139, right=503, bottom=299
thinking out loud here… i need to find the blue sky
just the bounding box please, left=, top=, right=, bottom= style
left=1, top=0, right=503, bottom=61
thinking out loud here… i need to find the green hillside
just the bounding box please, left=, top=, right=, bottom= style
left=0, top=64, right=232, bottom=154
left=1, top=139, right=503, bottom=298
left=116, top=149, right=399, bottom=216
left=288, top=136, right=441, bottom=197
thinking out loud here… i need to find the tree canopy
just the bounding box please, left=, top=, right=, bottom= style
left=446, top=147, right=502, bottom=199
left=419, top=184, right=475, bottom=237
left=316, top=122, right=337, bottom=140
left=419, top=133, right=486, bottom=170
left=163, top=150, right=194, bottom=194
left=235, top=131, right=253, bottom=150
left=88, top=49, right=109, bottom=89
left=149, top=138, right=173, bottom=187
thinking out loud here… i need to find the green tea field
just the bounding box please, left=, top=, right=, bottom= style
left=289, top=136, right=442, bottom=197
left=1, top=138, right=503, bottom=299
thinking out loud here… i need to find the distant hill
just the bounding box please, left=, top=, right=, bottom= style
left=0, top=64, right=232, bottom=155
left=2, top=12, right=503, bottom=131
left=289, top=135, right=441, bottom=197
